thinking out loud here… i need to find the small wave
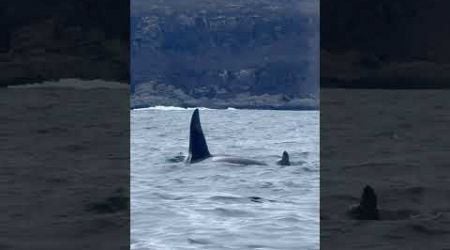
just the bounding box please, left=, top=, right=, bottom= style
left=213, top=208, right=255, bottom=217
left=209, top=195, right=274, bottom=204
left=198, top=208, right=255, bottom=217
left=408, top=223, right=450, bottom=235
left=277, top=216, right=301, bottom=223
left=152, top=192, right=185, bottom=200
left=257, top=181, right=275, bottom=188
left=166, top=154, right=186, bottom=163
left=209, top=195, right=245, bottom=203
left=302, top=166, right=317, bottom=172
left=187, top=238, right=212, bottom=245
left=282, top=181, right=304, bottom=188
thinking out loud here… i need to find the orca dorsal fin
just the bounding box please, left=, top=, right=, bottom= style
left=278, top=151, right=290, bottom=166
left=188, top=109, right=211, bottom=163
left=360, top=185, right=377, bottom=211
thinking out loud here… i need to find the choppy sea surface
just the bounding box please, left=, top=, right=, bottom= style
left=131, top=108, right=319, bottom=250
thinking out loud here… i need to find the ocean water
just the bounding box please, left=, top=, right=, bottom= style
left=131, top=108, right=319, bottom=250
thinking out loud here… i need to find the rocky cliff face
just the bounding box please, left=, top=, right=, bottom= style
left=131, top=0, right=319, bottom=109
left=0, top=1, right=129, bottom=86
left=321, top=0, right=450, bottom=88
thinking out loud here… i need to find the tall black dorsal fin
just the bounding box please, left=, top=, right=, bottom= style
left=188, top=109, right=211, bottom=163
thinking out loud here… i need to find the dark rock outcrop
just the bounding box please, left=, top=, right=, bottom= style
left=131, top=0, right=319, bottom=109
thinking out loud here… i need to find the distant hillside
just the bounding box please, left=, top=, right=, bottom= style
left=0, top=1, right=129, bottom=86
left=131, top=0, right=319, bottom=109
left=321, top=0, right=450, bottom=88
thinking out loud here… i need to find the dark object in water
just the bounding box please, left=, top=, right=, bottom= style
left=167, top=153, right=186, bottom=163
left=249, top=196, right=263, bottom=203
left=187, top=109, right=211, bottom=163
left=186, top=109, right=266, bottom=165
left=86, top=188, right=129, bottom=214
left=277, top=151, right=291, bottom=166
left=348, top=185, right=379, bottom=220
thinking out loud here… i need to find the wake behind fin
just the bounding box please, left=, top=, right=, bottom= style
left=187, top=109, right=211, bottom=163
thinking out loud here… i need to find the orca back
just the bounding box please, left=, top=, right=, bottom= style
left=187, top=109, right=211, bottom=163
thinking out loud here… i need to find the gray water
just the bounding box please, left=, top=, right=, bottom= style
left=131, top=108, right=319, bottom=250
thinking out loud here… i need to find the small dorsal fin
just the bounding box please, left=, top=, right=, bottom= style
left=278, top=151, right=290, bottom=166
left=360, top=185, right=377, bottom=211
left=349, top=185, right=379, bottom=220
left=187, top=109, right=211, bottom=163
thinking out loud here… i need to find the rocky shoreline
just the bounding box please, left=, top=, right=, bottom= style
left=131, top=0, right=319, bottom=110
left=131, top=81, right=318, bottom=110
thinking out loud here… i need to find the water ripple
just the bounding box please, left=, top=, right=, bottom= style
left=132, top=109, right=319, bottom=249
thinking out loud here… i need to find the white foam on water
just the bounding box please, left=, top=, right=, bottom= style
left=134, top=106, right=239, bottom=111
